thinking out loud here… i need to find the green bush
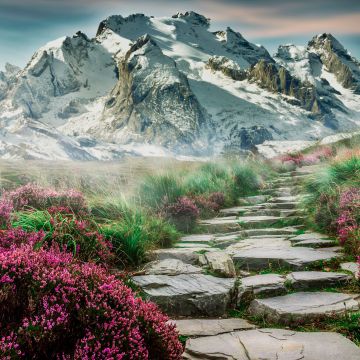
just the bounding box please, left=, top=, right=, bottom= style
left=231, top=163, right=262, bottom=198
left=100, top=210, right=179, bottom=267
left=138, top=174, right=185, bottom=209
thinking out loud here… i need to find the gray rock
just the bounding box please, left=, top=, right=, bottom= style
left=180, top=234, right=215, bottom=243
left=238, top=274, right=286, bottom=305
left=292, top=238, right=336, bottom=248
left=183, top=328, right=360, bottom=360
left=341, top=262, right=359, bottom=279
left=229, top=242, right=341, bottom=270
left=204, top=251, right=236, bottom=277
left=248, top=292, right=360, bottom=325
left=290, top=232, right=330, bottom=242
left=237, top=215, right=284, bottom=228
left=286, top=271, right=352, bottom=290
left=132, top=274, right=236, bottom=316
left=152, top=248, right=203, bottom=264
left=143, top=259, right=202, bottom=276
left=199, top=217, right=241, bottom=232
left=238, top=195, right=269, bottom=205
left=170, top=318, right=255, bottom=337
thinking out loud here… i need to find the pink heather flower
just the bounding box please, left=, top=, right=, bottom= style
left=0, top=245, right=183, bottom=359
left=1, top=184, right=89, bottom=215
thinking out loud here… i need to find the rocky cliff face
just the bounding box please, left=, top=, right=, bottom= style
left=308, top=34, right=360, bottom=94
left=102, top=35, right=208, bottom=153
left=0, top=12, right=359, bottom=160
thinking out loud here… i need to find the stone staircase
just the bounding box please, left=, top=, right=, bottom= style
left=132, top=165, right=360, bottom=359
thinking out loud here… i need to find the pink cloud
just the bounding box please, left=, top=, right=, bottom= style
left=203, top=1, right=360, bottom=37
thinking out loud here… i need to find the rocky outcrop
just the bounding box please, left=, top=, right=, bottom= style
left=172, top=11, right=210, bottom=28
left=207, top=56, right=247, bottom=80
left=309, top=33, right=360, bottom=94
left=102, top=34, right=208, bottom=152
left=214, top=27, right=273, bottom=67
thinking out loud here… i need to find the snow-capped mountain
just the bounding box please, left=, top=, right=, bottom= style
left=0, top=12, right=359, bottom=159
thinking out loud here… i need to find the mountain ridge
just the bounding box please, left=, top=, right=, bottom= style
left=0, top=12, right=359, bottom=160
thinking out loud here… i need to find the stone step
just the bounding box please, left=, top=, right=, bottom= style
left=266, top=201, right=298, bottom=209
left=290, top=232, right=330, bottom=242
left=183, top=328, right=360, bottom=359
left=292, top=238, right=337, bottom=248
left=268, top=195, right=301, bottom=203
left=180, top=234, right=215, bottom=244
left=237, top=271, right=351, bottom=304
left=248, top=292, right=360, bottom=325
left=199, top=217, right=241, bottom=233
left=237, top=215, right=286, bottom=228
left=132, top=274, right=236, bottom=317
left=238, top=195, right=269, bottom=205
left=237, top=274, right=287, bottom=305
left=286, top=271, right=352, bottom=290
left=143, top=259, right=203, bottom=276
left=241, top=227, right=300, bottom=237
left=152, top=248, right=205, bottom=264
left=220, top=205, right=265, bottom=216
left=228, top=246, right=342, bottom=271
left=170, top=318, right=255, bottom=337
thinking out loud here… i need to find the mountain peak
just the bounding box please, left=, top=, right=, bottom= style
left=96, top=14, right=150, bottom=36
left=308, top=33, right=346, bottom=53
left=172, top=11, right=210, bottom=27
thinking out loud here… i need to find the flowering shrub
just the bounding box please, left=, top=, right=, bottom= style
left=0, top=244, right=183, bottom=359
left=12, top=210, right=112, bottom=263
left=1, top=184, right=88, bottom=214
left=164, top=196, right=199, bottom=232
left=279, top=147, right=333, bottom=167
left=0, top=199, right=12, bottom=229
left=336, top=188, right=360, bottom=254
left=0, top=228, right=45, bottom=250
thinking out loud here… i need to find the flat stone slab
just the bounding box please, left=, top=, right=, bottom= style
left=267, top=202, right=298, bottom=209
left=292, top=238, right=337, bottom=248
left=220, top=205, right=264, bottom=216
left=170, top=318, right=255, bottom=337
left=286, top=271, right=352, bottom=290
left=132, top=274, right=235, bottom=317
left=341, top=262, right=359, bottom=279
left=248, top=292, right=360, bottom=325
left=290, top=232, right=330, bottom=242
left=242, top=227, right=299, bottom=237
left=199, top=217, right=241, bottom=232
left=180, top=234, right=215, bottom=243
left=183, top=328, right=360, bottom=360
left=229, top=245, right=341, bottom=270
left=237, top=215, right=283, bottom=228
left=143, top=259, right=202, bottom=276
left=238, top=274, right=286, bottom=304
left=176, top=243, right=212, bottom=248
left=152, top=248, right=204, bottom=264
left=239, top=195, right=269, bottom=205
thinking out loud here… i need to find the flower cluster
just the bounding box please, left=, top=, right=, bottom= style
left=0, top=244, right=183, bottom=359
left=0, top=199, right=12, bottom=229
left=1, top=184, right=88, bottom=214
left=163, top=196, right=200, bottom=232
left=336, top=188, right=360, bottom=253
left=193, top=192, right=225, bottom=213
left=165, top=197, right=200, bottom=218
left=279, top=146, right=333, bottom=167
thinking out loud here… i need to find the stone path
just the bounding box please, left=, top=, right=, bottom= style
left=132, top=165, right=360, bottom=358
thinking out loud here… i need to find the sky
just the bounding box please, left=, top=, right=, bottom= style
left=0, top=0, right=359, bottom=70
